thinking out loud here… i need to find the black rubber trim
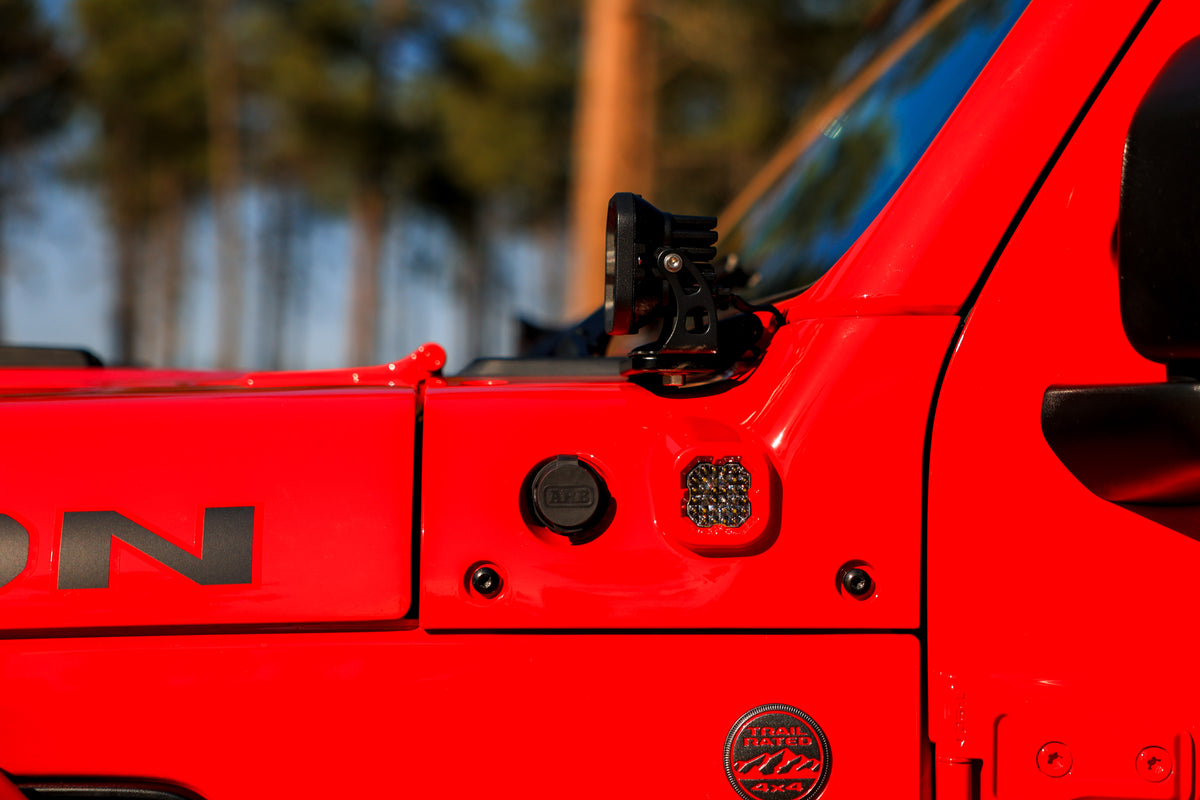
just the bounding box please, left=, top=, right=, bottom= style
left=0, top=618, right=418, bottom=640
left=457, top=357, right=623, bottom=378
left=422, top=627, right=917, bottom=635
left=0, top=347, right=102, bottom=367
left=17, top=781, right=203, bottom=799
left=406, top=383, right=425, bottom=621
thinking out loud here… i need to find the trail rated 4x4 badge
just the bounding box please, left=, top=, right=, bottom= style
left=724, top=704, right=830, bottom=800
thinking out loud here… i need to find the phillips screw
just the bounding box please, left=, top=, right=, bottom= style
left=1136, top=746, right=1172, bottom=782
left=1037, top=742, right=1072, bottom=778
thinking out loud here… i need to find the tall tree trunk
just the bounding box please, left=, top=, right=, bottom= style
left=290, top=201, right=312, bottom=369
left=112, top=213, right=141, bottom=365
left=157, top=176, right=187, bottom=366
left=204, top=0, right=244, bottom=368
left=346, top=27, right=388, bottom=367
left=567, top=0, right=656, bottom=322
left=348, top=180, right=386, bottom=365
left=0, top=183, right=7, bottom=341
left=456, top=214, right=488, bottom=362
left=260, top=187, right=295, bottom=370
left=108, top=119, right=142, bottom=366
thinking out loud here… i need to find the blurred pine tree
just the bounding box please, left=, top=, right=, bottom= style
left=0, top=0, right=73, bottom=339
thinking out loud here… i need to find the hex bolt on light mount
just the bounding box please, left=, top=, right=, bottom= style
left=604, top=192, right=784, bottom=387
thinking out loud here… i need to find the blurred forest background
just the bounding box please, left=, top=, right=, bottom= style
left=0, top=0, right=914, bottom=371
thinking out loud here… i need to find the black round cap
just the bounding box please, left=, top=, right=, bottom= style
left=530, top=456, right=609, bottom=535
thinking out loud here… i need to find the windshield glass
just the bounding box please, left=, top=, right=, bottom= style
left=723, top=0, right=1032, bottom=302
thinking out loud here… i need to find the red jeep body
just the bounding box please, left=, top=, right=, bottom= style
left=0, top=0, right=1194, bottom=797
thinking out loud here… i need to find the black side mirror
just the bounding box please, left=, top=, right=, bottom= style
left=1120, top=35, right=1200, bottom=372
left=1041, top=37, right=1200, bottom=530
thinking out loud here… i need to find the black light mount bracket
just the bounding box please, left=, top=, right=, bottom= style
left=604, top=192, right=778, bottom=387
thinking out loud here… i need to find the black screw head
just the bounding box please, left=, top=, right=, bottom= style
left=842, top=567, right=874, bottom=598
left=470, top=566, right=503, bottom=598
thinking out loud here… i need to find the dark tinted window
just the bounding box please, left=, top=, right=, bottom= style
left=725, top=0, right=1032, bottom=301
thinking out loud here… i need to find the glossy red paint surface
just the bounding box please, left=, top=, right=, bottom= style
left=421, top=316, right=954, bottom=630
left=0, top=386, right=417, bottom=629
left=0, top=631, right=919, bottom=798
left=0, top=343, right=445, bottom=393
left=0, top=367, right=244, bottom=393
left=788, top=0, right=1154, bottom=319
left=238, top=342, right=446, bottom=388
left=928, top=0, right=1199, bottom=796
left=0, top=0, right=1178, bottom=797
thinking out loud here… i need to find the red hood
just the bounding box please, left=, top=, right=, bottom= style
left=0, top=342, right=446, bottom=394
left=0, top=342, right=445, bottom=633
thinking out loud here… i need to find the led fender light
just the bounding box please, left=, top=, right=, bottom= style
left=650, top=435, right=778, bottom=557
left=685, top=459, right=751, bottom=528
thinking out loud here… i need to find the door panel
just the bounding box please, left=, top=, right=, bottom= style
left=929, top=1, right=1199, bottom=795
